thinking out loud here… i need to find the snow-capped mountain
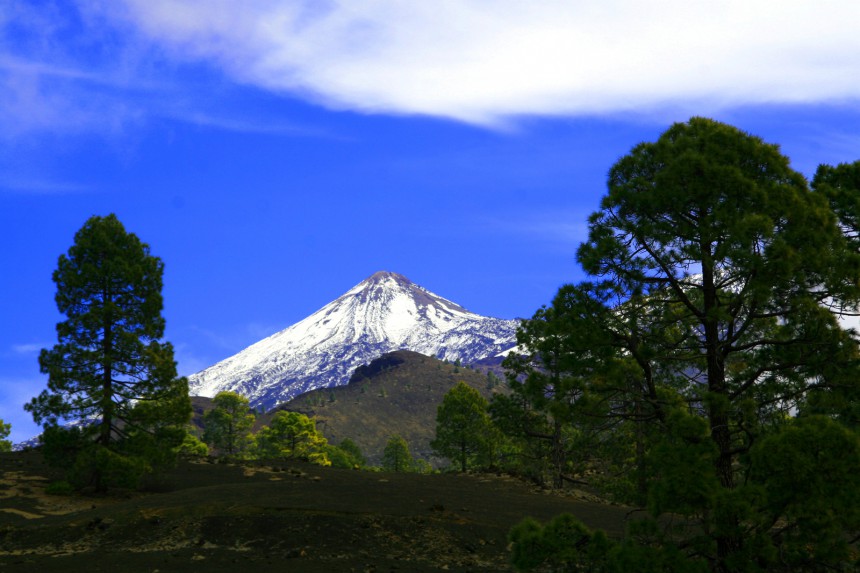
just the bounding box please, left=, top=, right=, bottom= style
left=187, top=271, right=519, bottom=411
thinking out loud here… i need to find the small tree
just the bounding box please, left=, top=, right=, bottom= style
left=253, top=411, right=329, bottom=465
left=0, top=419, right=11, bottom=452
left=177, top=431, right=209, bottom=457
left=203, top=391, right=255, bottom=456
left=382, top=435, right=413, bottom=473
left=26, top=214, right=191, bottom=490
left=336, top=438, right=366, bottom=467
left=431, top=382, right=494, bottom=472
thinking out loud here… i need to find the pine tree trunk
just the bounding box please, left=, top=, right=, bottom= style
left=703, top=261, right=740, bottom=572
left=635, top=398, right=647, bottom=503
left=97, top=288, right=113, bottom=492
left=552, top=420, right=563, bottom=489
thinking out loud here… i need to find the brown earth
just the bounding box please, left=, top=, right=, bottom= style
left=0, top=449, right=636, bottom=572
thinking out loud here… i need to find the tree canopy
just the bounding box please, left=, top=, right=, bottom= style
left=431, top=381, right=495, bottom=472
left=203, top=391, right=255, bottom=457
left=507, top=118, right=860, bottom=573
left=253, top=410, right=329, bottom=465
left=0, top=419, right=10, bottom=452
left=382, top=435, right=414, bottom=473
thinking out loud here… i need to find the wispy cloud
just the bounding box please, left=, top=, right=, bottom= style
left=11, top=343, right=45, bottom=355
left=84, top=0, right=860, bottom=126
left=0, top=178, right=94, bottom=195
left=480, top=210, right=590, bottom=251
left=0, top=55, right=146, bottom=138
left=171, top=110, right=343, bottom=139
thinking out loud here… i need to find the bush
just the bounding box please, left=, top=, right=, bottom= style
left=177, top=432, right=209, bottom=457
left=44, top=481, right=75, bottom=495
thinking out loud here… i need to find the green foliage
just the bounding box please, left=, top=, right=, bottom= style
left=326, top=439, right=369, bottom=469
left=44, top=481, right=75, bottom=496
left=72, top=445, right=151, bottom=490
left=337, top=438, right=366, bottom=467
left=507, top=119, right=860, bottom=572
left=177, top=431, right=209, bottom=457
left=494, top=283, right=647, bottom=492
left=510, top=514, right=708, bottom=573
left=382, top=435, right=413, bottom=473
left=25, top=214, right=191, bottom=491
left=326, top=445, right=357, bottom=468
left=813, top=159, right=860, bottom=255
left=646, top=410, right=719, bottom=518
left=431, top=381, right=497, bottom=472
left=203, top=391, right=255, bottom=457
left=486, top=370, right=501, bottom=389
left=0, top=419, right=10, bottom=452
left=747, top=416, right=860, bottom=570
left=412, top=458, right=433, bottom=474
left=40, top=425, right=87, bottom=470
left=253, top=411, right=330, bottom=466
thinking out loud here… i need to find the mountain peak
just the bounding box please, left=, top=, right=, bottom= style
left=188, top=272, right=517, bottom=411
left=363, top=270, right=410, bottom=284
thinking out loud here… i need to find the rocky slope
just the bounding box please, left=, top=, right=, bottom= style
left=269, top=350, right=506, bottom=465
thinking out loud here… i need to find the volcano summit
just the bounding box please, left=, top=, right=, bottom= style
left=187, top=271, right=518, bottom=411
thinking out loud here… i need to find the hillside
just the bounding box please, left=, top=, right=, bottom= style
left=0, top=450, right=631, bottom=572
left=265, top=350, right=506, bottom=465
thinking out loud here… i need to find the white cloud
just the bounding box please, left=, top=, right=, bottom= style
left=86, top=0, right=860, bottom=125
left=1, top=177, right=94, bottom=195
left=480, top=209, right=591, bottom=251
left=11, top=343, right=44, bottom=355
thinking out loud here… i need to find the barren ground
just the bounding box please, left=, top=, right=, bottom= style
left=0, top=450, right=633, bottom=572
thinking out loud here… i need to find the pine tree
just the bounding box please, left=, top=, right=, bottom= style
left=337, top=438, right=366, bottom=467
left=253, top=410, right=329, bottom=465
left=203, top=391, right=255, bottom=457
left=0, top=419, right=10, bottom=452
left=26, top=214, right=191, bottom=490
left=431, top=382, right=495, bottom=472
left=382, top=435, right=413, bottom=473
left=508, top=118, right=860, bottom=572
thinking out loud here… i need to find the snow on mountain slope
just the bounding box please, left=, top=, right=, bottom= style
left=187, top=271, right=519, bottom=411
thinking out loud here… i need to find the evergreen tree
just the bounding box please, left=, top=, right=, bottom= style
left=26, top=214, right=190, bottom=490
left=431, top=382, right=495, bottom=472
left=498, top=282, right=662, bottom=498
left=0, top=419, right=10, bottom=452
left=203, top=391, right=255, bottom=456
left=177, top=430, right=209, bottom=457
left=382, top=435, right=413, bottom=473
left=253, top=410, right=329, bottom=465
left=510, top=119, right=860, bottom=572
left=336, top=438, right=366, bottom=467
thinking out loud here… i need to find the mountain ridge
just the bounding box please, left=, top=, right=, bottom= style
left=187, top=271, right=518, bottom=411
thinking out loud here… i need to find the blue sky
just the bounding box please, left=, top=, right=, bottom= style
left=3, top=1, right=860, bottom=443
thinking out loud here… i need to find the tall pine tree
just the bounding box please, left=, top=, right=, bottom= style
left=27, top=214, right=190, bottom=490
left=510, top=119, right=860, bottom=573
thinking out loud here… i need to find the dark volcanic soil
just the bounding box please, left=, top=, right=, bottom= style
left=0, top=451, right=633, bottom=572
